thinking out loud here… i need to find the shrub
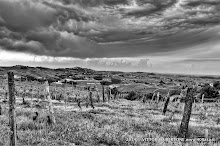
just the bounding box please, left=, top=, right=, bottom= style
left=100, top=81, right=112, bottom=86
left=125, top=91, right=141, bottom=101
left=93, top=76, right=103, bottom=80
left=213, top=81, right=220, bottom=89
left=17, top=117, right=38, bottom=131
left=201, top=84, right=218, bottom=99
left=111, top=78, right=121, bottom=84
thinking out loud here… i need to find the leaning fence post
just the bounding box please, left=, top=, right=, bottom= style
left=163, top=94, right=170, bottom=115
left=45, top=81, right=56, bottom=124
left=178, top=88, right=195, bottom=139
left=151, top=93, right=156, bottom=103
left=8, top=72, right=17, bottom=146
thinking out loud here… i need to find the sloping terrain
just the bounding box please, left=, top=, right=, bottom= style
left=0, top=98, right=219, bottom=146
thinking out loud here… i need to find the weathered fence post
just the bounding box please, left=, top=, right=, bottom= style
left=109, top=88, right=112, bottom=100
left=201, top=94, right=205, bottom=109
left=201, top=94, right=204, bottom=103
left=76, top=92, right=81, bottom=110
left=55, top=83, right=57, bottom=100
left=156, top=92, right=160, bottom=103
left=193, top=99, right=196, bottom=109
left=107, top=87, right=110, bottom=102
left=86, top=96, right=89, bottom=108
left=178, top=88, right=195, bottom=139
left=8, top=72, right=17, bottom=146
left=114, top=91, right=117, bottom=100
left=64, top=82, right=67, bottom=109
left=163, top=94, right=170, bottom=115
left=102, top=85, right=105, bottom=102
left=89, top=91, right=94, bottom=109
left=4, top=92, right=8, bottom=101
left=77, top=99, right=82, bottom=110
left=30, top=87, right=33, bottom=109
left=96, top=91, right=100, bottom=102
left=45, top=81, right=56, bottom=124
left=151, top=93, right=156, bottom=103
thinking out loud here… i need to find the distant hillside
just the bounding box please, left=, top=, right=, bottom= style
left=0, top=65, right=219, bottom=85
left=0, top=65, right=96, bottom=80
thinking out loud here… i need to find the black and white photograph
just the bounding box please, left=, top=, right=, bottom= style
left=0, top=0, right=220, bottom=145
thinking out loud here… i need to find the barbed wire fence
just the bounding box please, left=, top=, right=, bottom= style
left=0, top=72, right=125, bottom=145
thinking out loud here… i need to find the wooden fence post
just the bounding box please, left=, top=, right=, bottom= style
left=96, top=91, right=100, bottom=103
left=64, top=82, right=67, bottom=109
left=77, top=99, right=82, bottom=110
left=45, top=81, right=56, bottom=124
left=151, top=93, right=156, bottom=103
left=201, top=94, right=205, bottom=109
left=162, top=94, right=170, bottom=115
left=55, top=83, right=57, bottom=100
left=107, top=87, right=110, bottom=102
left=102, top=85, right=105, bottom=102
left=109, top=88, right=111, bottom=100
left=8, top=72, right=17, bottom=146
left=156, top=92, right=160, bottom=103
left=114, top=92, right=117, bottom=100
left=30, top=87, right=33, bottom=109
left=178, top=88, right=195, bottom=139
left=89, top=91, right=94, bottom=109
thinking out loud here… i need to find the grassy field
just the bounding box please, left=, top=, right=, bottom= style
left=0, top=97, right=220, bottom=146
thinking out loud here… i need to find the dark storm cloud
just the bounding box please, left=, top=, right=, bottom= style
left=0, top=0, right=220, bottom=58
left=0, top=0, right=57, bottom=32
left=124, top=0, right=178, bottom=17
left=182, top=0, right=220, bottom=7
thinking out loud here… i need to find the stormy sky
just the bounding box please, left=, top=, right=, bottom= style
left=0, top=0, right=220, bottom=75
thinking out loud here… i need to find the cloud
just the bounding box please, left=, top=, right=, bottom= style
left=0, top=0, right=57, bottom=32
left=0, top=0, right=219, bottom=58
